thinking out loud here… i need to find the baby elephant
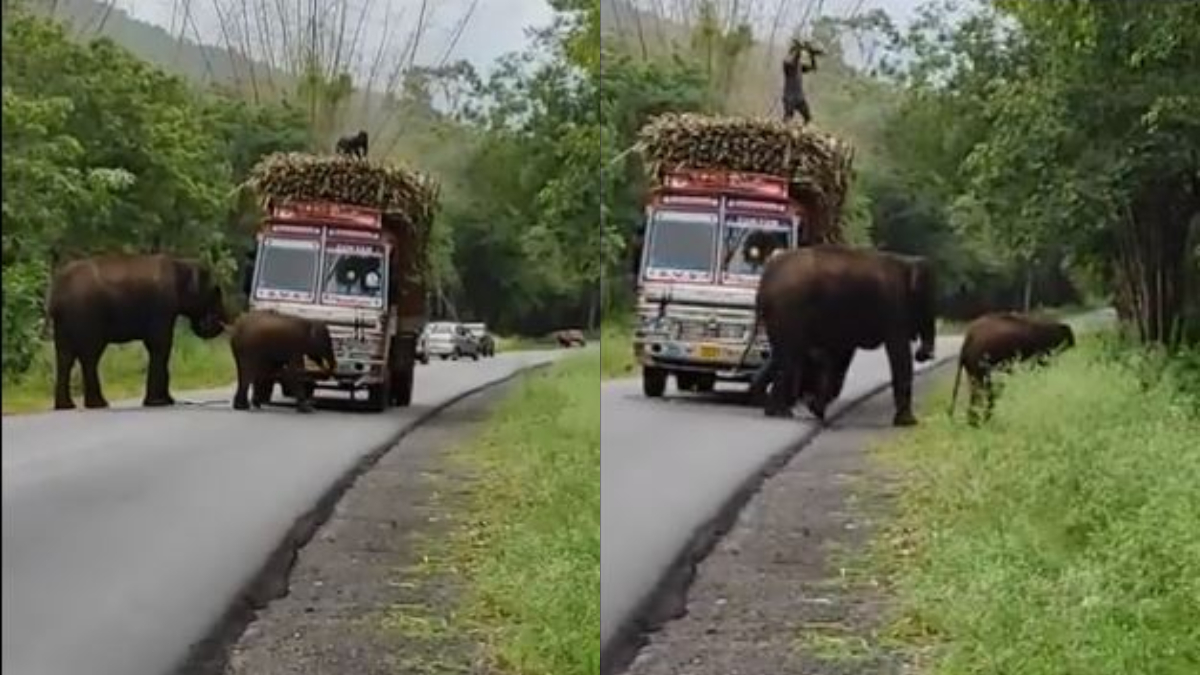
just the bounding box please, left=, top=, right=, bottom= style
left=230, top=310, right=337, bottom=413
left=950, top=311, right=1075, bottom=425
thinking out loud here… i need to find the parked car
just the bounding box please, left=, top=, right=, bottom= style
left=463, top=322, right=496, bottom=357
left=421, top=321, right=479, bottom=361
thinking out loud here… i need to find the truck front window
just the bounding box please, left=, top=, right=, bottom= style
left=645, top=210, right=717, bottom=280
left=255, top=238, right=319, bottom=302
left=321, top=244, right=386, bottom=308
left=721, top=217, right=792, bottom=280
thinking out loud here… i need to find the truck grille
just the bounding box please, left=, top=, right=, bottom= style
left=677, top=321, right=748, bottom=342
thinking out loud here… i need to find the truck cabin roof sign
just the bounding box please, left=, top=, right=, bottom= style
left=270, top=200, right=383, bottom=230
left=661, top=169, right=790, bottom=200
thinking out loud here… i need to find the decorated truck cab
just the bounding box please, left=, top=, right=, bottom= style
left=631, top=113, right=854, bottom=398
left=634, top=170, right=807, bottom=395
left=243, top=152, right=437, bottom=411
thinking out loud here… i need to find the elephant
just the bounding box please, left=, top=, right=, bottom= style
left=949, top=312, right=1076, bottom=425
left=745, top=245, right=938, bottom=426
left=229, top=310, right=336, bottom=413
left=47, top=253, right=229, bottom=410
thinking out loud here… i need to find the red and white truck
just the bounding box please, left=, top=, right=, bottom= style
left=632, top=168, right=829, bottom=397
left=246, top=199, right=427, bottom=410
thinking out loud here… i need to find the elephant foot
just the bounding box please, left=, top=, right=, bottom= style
left=143, top=396, right=176, bottom=408
left=232, top=397, right=250, bottom=411
left=893, top=410, right=918, bottom=427
left=296, top=401, right=315, bottom=414
left=764, top=406, right=794, bottom=419
left=83, top=397, right=110, bottom=410
left=54, top=398, right=76, bottom=411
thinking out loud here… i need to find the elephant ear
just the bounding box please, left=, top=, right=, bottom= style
left=175, top=259, right=203, bottom=300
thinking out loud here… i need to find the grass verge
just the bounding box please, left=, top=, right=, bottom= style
left=2, top=324, right=234, bottom=414
left=872, top=337, right=1200, bottom=675
left=444, top=351, right=600, bottom=675
left=600, top=322, right=634, bottom=380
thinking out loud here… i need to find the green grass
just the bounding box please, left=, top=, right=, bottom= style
left=873, top=337, right=1200, bottom=675
left=2, top=324, right=235, bottom=414
left=444, top=352, right=600, bottom=675
left=600, top=321, right=635, bottom=380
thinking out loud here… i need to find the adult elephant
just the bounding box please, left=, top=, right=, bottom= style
left=748, top=245, right=938, bottom=426
left=949, top=312, right=1075, bottom=425
left=47, top=253, right=229, bottom=410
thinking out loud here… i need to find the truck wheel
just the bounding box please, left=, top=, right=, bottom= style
left=471, top=351, right=480, bottom=361
left=365, top=383, right=389, bottom=412
left=391, top=364, right=415, bottom=407
left=695, top=374, right=716, bottom=393
left=643, top=367, right=667, bottom=398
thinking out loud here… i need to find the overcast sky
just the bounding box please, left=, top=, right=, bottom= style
left=115, top=0, right=927, bottom=69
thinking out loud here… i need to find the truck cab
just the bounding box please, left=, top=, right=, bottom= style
left=633, top=169, right=806, bottom=397
left=247, top=200, right=420, bottom=410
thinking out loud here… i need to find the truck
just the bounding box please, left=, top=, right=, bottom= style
left=245, top=198, right=427, bottom=411
left=630, top=115, right=852, bottom=398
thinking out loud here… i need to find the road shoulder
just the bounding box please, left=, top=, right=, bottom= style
left=212, top=381, right=517, bottom=675
left=622, top=368, right=948, bottom=675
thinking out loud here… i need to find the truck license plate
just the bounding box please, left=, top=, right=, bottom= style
left=697, top=344, right=720, bottom=360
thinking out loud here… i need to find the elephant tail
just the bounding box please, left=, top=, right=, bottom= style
left=948, top=359, right=964, bottom=419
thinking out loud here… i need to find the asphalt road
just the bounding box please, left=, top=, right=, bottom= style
left=599, top=335, right=964, bottom=666
left=1, top=350, right=557, bottom=675
left=600, top=308, right=1116, bottom=671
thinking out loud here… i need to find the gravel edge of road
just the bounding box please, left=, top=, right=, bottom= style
left=173, top=360, right=556, bottom=675
left=600, top=355, right=958, bottom=675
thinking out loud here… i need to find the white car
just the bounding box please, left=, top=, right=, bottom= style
left=418, top=322, right=479, bottom=362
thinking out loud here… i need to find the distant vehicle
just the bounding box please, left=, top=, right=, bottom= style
left=422, top=321, right=480, bottom=361
left=463, top=322, right=496, bottom=357
left=554, top=329, right=587, bottom=348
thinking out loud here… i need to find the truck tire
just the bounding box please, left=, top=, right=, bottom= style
left=695, top=374, right=716, bottom=393
left=391, top=363, right=414, bottom=407
left=390, top=336, right=416, bottom=407
left=643, top=367, right=667, bottom=398
left=366, top=382, right=390, bottom=412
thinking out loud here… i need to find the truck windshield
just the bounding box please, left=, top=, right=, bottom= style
left=644, top=210, right=717, bottom=281
left=721, top=215, right=792, bottom=282
left=254, top=237, right=320, bottom=302
left=320, top=243, right=387, bottom=309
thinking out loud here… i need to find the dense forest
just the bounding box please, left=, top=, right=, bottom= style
left=601, top=0, right=1199, bottom=352
left=2, top=0, right=601, bottom=382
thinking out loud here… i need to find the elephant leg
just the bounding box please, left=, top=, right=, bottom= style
left=79, top=344, right=109, bottom=409
left=966, top=371, right=987, bottom=427
left=53, top=336, right=78, bottom=410
left=885, top=337, right=917, bottom=427
left=748, top=354, right=778, bottom=403
left=284, top=357, right=314, bottom=413
left=251, top=366, right=276, bottom=409
left=232, top=357, right=252, bottom=411
left=142, top=326, right=176, bottom=407
left=765, top=348, right=798, bottom=418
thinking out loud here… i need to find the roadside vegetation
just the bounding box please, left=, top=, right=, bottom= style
left=442, top=352, right=600, bottom=675
left=600, top=321, right=635, bottom=380
left=874, top=338, right=1199, bottom=674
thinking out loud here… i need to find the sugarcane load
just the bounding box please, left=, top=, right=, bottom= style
left=630, top=112, right=855, bottom=399
left=240, top=150, right=439, bottom=411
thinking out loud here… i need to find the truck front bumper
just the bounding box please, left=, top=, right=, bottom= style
left=633, top=335, right=770, bottom=381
